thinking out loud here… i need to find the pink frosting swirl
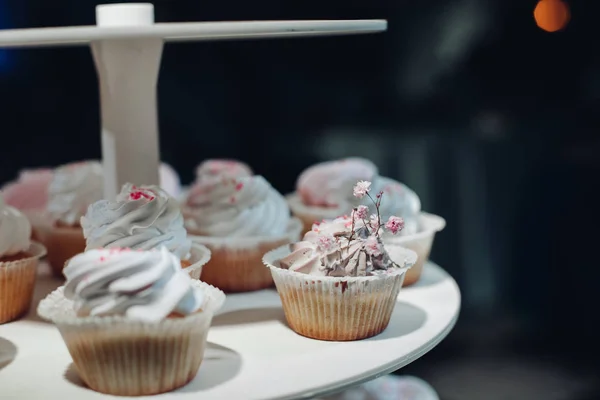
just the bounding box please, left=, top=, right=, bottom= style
left=296, top=158, right=378, bottom=208
left=1, top=169, right=54, bottom=211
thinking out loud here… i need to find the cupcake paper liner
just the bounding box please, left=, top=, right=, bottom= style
left=190, top=218, right=302, bottom=292
left=184, top=242, right=212, bottom=280
left=263, top=243, right=417, bottom=341
left=37, top=280, right=225, bottom=396
left=286, top=193, right=348, bottom=234
left=382, top=212, right=445, bottom=286
left=30, top=212, right=85, bottom=278
left=0, top=242, right=47, bottom=324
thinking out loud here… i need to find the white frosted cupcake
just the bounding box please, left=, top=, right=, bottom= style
left=30, top=161, right=103, bottom=276
left=264, top=180, right=416, bottom=341
left=0, top=195, right=47, bottom=323
left=184, top=175, right=302, bottom=292
left=37, top=247, right=225, bottom=396
left=81, top=183, right=210, bottom=279
left=286, top=157, right=379, bottom=233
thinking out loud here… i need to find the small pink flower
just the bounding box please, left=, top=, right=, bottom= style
left=354, top=205, right=368, bottom=220
left=364, top=235, right=382, bottom=257
left=317, top=234, right=337, bottom=252
left=384, top=216, right=405, bottom=235
left=369, top=214, right=380, bottom=232
left=353, top=180, right=371, bottom=198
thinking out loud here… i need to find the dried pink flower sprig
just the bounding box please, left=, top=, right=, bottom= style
left=351, top=180, right=405, bottom=239
left=304, top=180, right=406, bottom=275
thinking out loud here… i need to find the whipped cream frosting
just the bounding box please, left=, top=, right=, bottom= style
left=279, top=216, right=398, bottom=277
left=0, top=195, right=32, bottom=258
left=371, top=177, right=421, bottom=235
left=82, top=183, right=191, bottom=260
left=63, top=247, right=205, bottom=322
left=195, top=159, right=252, bottom=181
left=47, top=161, right=104, bottom=226
left=1, top=168, right=54, bottom=211
left=184, top=175, right=290, bottom=237
left=296, top=157, right=378, bottom=208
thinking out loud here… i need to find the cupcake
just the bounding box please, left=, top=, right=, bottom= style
left=0, top=195, right=47, bottom=323
left=264, top=180, right=417, bottom=341
left=286, top=157, right=379, bottom=233
left=37, top=247, right=225, bottom=396
left=31, top=161, right=103, bottom=277
left=184, top=175, right=302, bottom=292
left=81, top=183, right=211, bottom=279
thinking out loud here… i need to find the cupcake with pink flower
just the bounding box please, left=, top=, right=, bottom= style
left=81, top=183, right=211, bottom=279
left=286, top=157, right=379, bottom=233
left=183, top=174, right=302, bottom=292
left=289, top=158, right=445, bottom=286
left=263, top=180, right=417, bottom=341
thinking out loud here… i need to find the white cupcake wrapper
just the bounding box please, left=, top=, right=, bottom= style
left=263, top=243, right=416, bottom=341
left=183, top=242, right=212, bottom=279
left=0, top=241, right=47, bottom=324
left=37, top=281, right=225, bottom=396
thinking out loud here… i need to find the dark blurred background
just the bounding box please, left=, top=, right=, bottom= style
left=1, top=0, right=599, bottom=398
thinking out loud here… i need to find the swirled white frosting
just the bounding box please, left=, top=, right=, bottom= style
left=47, top=161, right=104, bottom=226
left=296, top=157, right=378, bottom=209
left=63, top=247, right=204, bottom=322
left=280, top=217, right=398, bottom=277
left=371, top=177, right=421, bottom=235
left=184, top=175, right=290, bottom=237
left=0, top=195, right=31, bottom=257
left=81, top=184, right=191, bottom=260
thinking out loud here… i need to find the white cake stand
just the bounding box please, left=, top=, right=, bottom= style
left=0, top=2, right=386, bottom=199
left=0, top=4, right=460, bottom=398
left=0, top=261, right=460, bottom=400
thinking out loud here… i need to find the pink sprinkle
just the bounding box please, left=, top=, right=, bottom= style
left=99, top=256, right=106, bottom=262
left=230, top=196, right=236, bottom=203
left=129, top=188, right=156, bottom=201
left=235, top=182, right=244, bottom=191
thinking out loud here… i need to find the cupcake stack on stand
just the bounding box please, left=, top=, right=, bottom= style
left=0, top=4, right=459, bottom=399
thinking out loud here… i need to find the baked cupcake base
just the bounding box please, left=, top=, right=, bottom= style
left=190, top=218, right=302, bottom=293
left=263, top=243, right=417, bottom=341
left=0, top=242, right=47, bottom=324
left=37, top=281, right=225, bottom=396
left=382, top=212, right=445, bottom=286
left=30, top=213, right=85, bottom=278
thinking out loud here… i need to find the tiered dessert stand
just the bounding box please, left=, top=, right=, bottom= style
left=0, top=4, right=461, bottom=399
